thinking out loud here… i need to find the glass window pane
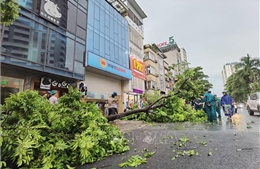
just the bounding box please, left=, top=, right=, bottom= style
left=67, top=2, right=77, bottom=34
left=1, top=16, right=47, bottom=64
left=65, top=38, right=75, bottom=71
left=79, top=0, right=88, bottom=9
left=18, top=0, right=33, bottom=10
left=74, top=61, right=84, bottom=74
left=47, top=30, right=70, bottom=70
left=75, top=42, right=85, bottom=62
left=77, top=9, right=87, bottom=29
left=76, top=26, right=86, bottom=40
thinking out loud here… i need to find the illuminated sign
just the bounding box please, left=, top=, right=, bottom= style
left=87, top=52, right=132, bottom=79
left=130, top=56, right=146, bottom=80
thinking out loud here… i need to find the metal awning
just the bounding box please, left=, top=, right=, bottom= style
left=106, top=0, right=128, bottom=14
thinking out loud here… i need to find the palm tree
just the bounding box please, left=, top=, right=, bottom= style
left=233, top=54, right=260, bottom=94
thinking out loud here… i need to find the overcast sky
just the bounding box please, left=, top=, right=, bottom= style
left=136, top=0, right=259, bottom=96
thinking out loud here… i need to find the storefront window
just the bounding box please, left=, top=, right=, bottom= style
left=1, top=76, right=24, bottom=105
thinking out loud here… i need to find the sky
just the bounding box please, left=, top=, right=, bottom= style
left=136, top=0, right=259, bottom=96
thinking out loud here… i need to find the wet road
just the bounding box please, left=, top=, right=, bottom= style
left=79, top=108, right=260, bottom=169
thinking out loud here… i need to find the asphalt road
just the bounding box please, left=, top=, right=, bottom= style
left=78, top=108, right=260, bottom=169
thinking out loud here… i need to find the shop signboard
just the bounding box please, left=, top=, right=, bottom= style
left=39, top=0, right=67, bottom=28
left=87, top=52, right=132, bottom=79
left=130, top=56, right=146, bottom=80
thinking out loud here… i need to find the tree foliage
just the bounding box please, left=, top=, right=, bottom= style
left=225, top=54, right=260, bottom=101
left=0, top=0, right=20, bottom=44
left=0, top=0, right=19, bottom=26
left=172, top=65, right=213, bottom=102
left=1, top=88, right=129, bottom=168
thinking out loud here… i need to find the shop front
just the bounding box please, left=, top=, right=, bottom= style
left=1, top=76, right=25, bottom=104
left=32, top=77, right=76, bottom=98
left=125, top=56, right=146, bottom=107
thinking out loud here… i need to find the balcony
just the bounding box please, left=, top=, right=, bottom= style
left=106, top=0, right=128, bottom=15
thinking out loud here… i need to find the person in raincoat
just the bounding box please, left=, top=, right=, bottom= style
left=208, top=91, right=217, bottom=121
left=221, top=91, right=233, bottom=120
left=214, top=95, right=221, bottom=118
left=201, top=90, right=215, bottom=122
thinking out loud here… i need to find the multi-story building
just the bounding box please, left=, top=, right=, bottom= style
left=80, top=0, right=132, bottom=112
left=1, top=0, right=88, bottom=104
left=143, top=44, right=168, bottom=94
left=123, top=0, right=147, bottom=104
left=180, top=48, right=189, bottom=70
left=222, top=62, right=238, bottom=86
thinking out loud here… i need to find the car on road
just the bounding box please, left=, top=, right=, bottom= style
left=246, top=92, right=260, bottom=115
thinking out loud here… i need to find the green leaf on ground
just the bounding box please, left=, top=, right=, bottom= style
left=179, top=136, right=190, bottom=144
left=196, top=152, right=199, bottom=156
left=118, top=155, right=147, bottom=168
left=144, top=151, right=155, bottom=158
left=208, top=151, right=212, bottom=156
left=197, top=141, right=207, bottom=146
left=171, top=157, right=176, bottom=161
left=184, top=150, right=195, bottom=156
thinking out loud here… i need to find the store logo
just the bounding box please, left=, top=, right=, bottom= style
left=44, top=0, right=62, bottom=18
left=100, top=58, right=107, bottom=68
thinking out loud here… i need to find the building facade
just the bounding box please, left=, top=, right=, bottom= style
left=1, top=0, right=88, bottom=104
left=143, top=44, right=168, bottom=94
left=222, top=62, right=237, bottom=86
left=123, top=0, right=147, bottom=104
left=81, top=0, right=132, bottom=112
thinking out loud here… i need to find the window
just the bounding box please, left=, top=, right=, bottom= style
left=77, top=9, right=87, bottom=29
left=18, top=0, right=33, bottom=10
left=146, top=66, right=156, bottom=75
left=146, top=81, right=157, bottom=90
left=67, top=2, right=77, bottom=33
left=75, top=42, right=85, bottom=62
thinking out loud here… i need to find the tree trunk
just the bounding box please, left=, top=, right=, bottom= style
left=106, top=78, right=189, bottom=122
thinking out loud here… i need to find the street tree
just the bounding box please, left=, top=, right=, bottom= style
left=225, top=54, right=260, bottom=101
left=107, top=66, right=212, bottom=121
left=0, top=0, right=20, bottom=43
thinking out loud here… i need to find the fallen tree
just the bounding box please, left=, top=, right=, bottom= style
left=107, top=78, right=189, bottom=122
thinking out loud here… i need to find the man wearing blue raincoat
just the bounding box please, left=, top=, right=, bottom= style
left=221, top=91, right=233, bottom=119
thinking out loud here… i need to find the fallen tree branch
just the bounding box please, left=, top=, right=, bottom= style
left=106, top=78, right=189, bottom=122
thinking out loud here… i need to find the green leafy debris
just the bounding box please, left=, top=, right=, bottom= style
left=1, top=88, right=129, bottom=168
left=208, top=151, right=212, bottom=156
left=184, top=150, right=195, bottom=156
left=144, top=151, right=155, bottom=158
left=118, top=155, right=147, bottom=168
left=197, top=141, right=207, bottom=146
left=171, top=157, right=176, bottom=161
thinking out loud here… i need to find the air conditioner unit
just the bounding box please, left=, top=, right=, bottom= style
left=154, top=59, right=158, bottom=63
left=155, top=74, right=159, bottom=77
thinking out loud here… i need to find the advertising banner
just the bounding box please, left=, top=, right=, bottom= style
left=130, top=56, right=146, bottom=80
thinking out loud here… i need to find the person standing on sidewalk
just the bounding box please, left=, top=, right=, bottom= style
left=49, top=90, right=58, bottom=104
left=107, top=92, right=118, bottom=116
